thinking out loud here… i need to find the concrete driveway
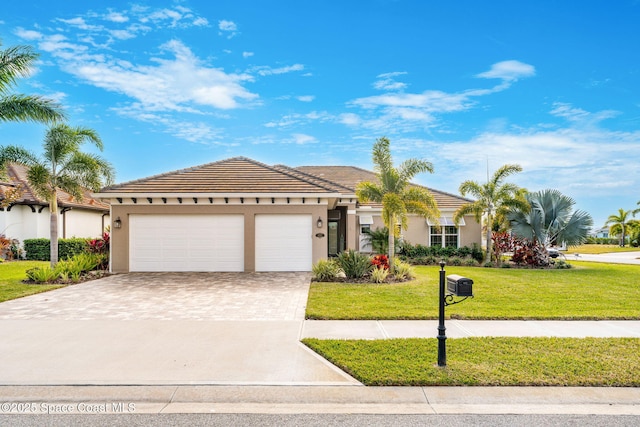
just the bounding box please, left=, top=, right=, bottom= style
left=0, top=273, right=358, bottom=386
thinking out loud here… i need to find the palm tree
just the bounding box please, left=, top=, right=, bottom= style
left=605, top=208, right=634, bottom=247
left=453, top=164, right=525, bottom=263
left=0, top=124, right=114, bottom=266
left=356, top=137, right=439, bottom=270
left=508, top=189, right=593, bottom=249
left=0, top=41, right=65, bottom=124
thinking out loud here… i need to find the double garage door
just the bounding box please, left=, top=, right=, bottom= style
left=129, top=214, right=312, bottom=272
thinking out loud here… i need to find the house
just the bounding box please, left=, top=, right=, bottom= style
left=0, top=163, right=110, bottom=245
left=95, top=157, right=481, bottom=273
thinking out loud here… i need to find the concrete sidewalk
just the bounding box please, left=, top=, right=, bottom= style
left=1, top=385, right=639, bottom=415
left=567, top=251, right=640, bottom=265
left=301, top=319, right=640, bottom=339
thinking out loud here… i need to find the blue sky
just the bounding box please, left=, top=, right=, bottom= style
left=2, top=0, right=639, bottom=227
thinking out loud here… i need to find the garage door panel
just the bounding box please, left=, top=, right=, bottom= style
left=255, top=214, right=312, bottom=272
left=130, top=214, right=244, bottom=272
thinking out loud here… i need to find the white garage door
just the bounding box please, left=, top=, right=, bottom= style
left=255, top=214, right=312, bottom=272
left=129, top=214, right=244, bottom=272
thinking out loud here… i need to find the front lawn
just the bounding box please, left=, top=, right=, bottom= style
left=306, top=262, right=640, bottom=319
left=0, top=261, right=64, bottom=302
left=303, top=337, right=640, bottom=386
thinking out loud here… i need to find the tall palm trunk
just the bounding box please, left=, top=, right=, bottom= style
left=49, top=194, right=58, bottom=268
left=388, top=213, right=395, bottom=271
left=486, top=210, right=493, bottom=263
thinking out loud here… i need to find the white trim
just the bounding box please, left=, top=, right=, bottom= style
left=427, top=216, right=465, bottom=226
left=358, top=215, right=374, bottom=225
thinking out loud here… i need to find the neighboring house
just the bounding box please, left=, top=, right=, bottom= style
left=94, top=157, right=481, bottom=273
left=0, top=163, right=110, bottom=245
left=589, top=227, right=610, bottom=239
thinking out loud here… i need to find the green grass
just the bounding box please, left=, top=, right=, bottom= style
left=303, top=337, right=640, bottom=386
left=306, top=262, right=640, bottom=320
left=566, top=244, right=640, bottom=254
left=0, top=261, right=64, bottom=303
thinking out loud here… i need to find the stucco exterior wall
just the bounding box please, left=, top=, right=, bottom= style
left=353, top=210, right=482, bottom=251
left=63, top=209, right=108, bottom=238
left=0, top=206, right=107, bottom=244
left=110, top=202, right=328, bottom=273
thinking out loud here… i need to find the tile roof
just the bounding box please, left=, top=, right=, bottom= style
left=295, top=165, right=473, bottom=210
left=0, top=163, right=109, bottom=211
left=100, top=157, right=340, bottom=194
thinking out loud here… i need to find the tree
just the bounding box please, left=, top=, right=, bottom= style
left=356, top=137, right=439, bottom=270
left=508, top=189, right=593, bottom=256
left=0, top=124, right=114, bottom=266
left=605, top=208, right=634, bottom=247
left=0, top=41, right=65, bottom=124
left=453, top=164, right=525, bottom=263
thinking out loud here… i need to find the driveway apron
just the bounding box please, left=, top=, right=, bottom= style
left=0, top=273, right=358, bottom=386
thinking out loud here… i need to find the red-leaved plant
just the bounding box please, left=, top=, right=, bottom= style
left=371, top=254, right=389, bottom=270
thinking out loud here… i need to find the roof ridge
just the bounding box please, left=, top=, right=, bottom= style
left=269, top=163, right=340, bottom=192
left=101, top=157, right=247, bottom=191
left=288, top=166, right=355, bottom=193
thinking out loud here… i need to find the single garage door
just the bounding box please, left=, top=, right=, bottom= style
left=255, top=214, right=312, bottom=272
left=129, top=214, right=244, bottom=272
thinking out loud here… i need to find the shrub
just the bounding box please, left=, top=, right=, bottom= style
left=370, top=267, right=389, bottom=283
left=554, top=260, right=572, bottom=269
left=337, top=250, right=372, bottom=279
left=392, top=260, right=415, bottom=280
left=401, top=243, right=484, bottom=263
left=371, top=254, right=389, bottom=270
left=24, top=238, right=89, bottom=261
left=312, top=259, right=342, bottom=282
left=463, top=258, right=479, bottom=267
left=483, top=261, right=495, bottom=268
left=27, top=252, right=104, bottom=284
left=447, top=256, right=463, bottom=266
left=26, top=266, right=58, bottom=283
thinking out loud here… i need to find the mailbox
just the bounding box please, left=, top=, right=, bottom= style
left=446, top=274, right=473, bottom=297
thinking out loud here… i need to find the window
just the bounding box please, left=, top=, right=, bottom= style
left=430, top=225, right=459, bottom=248
left=444, top=226, right=458, bottom=248
left=430, top=226, right=443, bottom=247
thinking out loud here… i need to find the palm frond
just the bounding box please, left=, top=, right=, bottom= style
left=0, top=94, right=65, bottom=124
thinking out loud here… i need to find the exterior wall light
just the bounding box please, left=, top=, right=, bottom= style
left=114, top=217, right=122, bottom=229
left=316, top=217, right=323, bottom=228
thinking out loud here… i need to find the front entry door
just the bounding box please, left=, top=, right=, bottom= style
left=328, top=220, right=339, bottom=256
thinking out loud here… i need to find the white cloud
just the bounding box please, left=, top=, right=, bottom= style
left=345, top=60, right=537, bottom=133
left=255, top=64, right=304, bottom=76
left=476, top=60, right=535, bottom=81
left=14, top=28, right=42, bottom=40
left=218, top=20, right=238, bottom=38
left=339, top=113, right=361, bottom=126
left=291, top=133, right=317, bottom=145
left=550, top=102, right=619, bottom=124
left=373, top=71, right=408, bottom=91
left=242, top=51, right=254, bottom=58
left=105, top=11, right=129, bottom=23
left=296, top=95, right=314, bottom=102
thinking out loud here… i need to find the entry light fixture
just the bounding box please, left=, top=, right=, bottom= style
left=316, top=216, right=323, bottom=228
left=114, top=217, right=122, bottom=229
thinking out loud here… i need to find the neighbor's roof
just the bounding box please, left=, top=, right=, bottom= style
left=99, top=157, right=341, bottom=194
left=295, top=165, right=473, bottom=209
left=0, top=163, right=109, bottom=211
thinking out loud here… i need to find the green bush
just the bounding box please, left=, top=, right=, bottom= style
left=401, top=243, right=484, bottom=263
left=312, top=259, right=343, bottom=282
left=26, top=266, right=59, bottom=283
left=26, top=252, right=104, bottom=284
left=447, top=256, right=464, bottom=266
left=336, top=250, right=372, bottom=279
left=370, top=267, right=389, bottom=283
left=392, top=260, right=415, bottom=280
left=24, top=238, right=89, bottom=261
left=463, top=258, right=479, bottom=267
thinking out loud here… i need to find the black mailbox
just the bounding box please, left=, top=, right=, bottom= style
left=446, top=274, right=473, bottom=297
